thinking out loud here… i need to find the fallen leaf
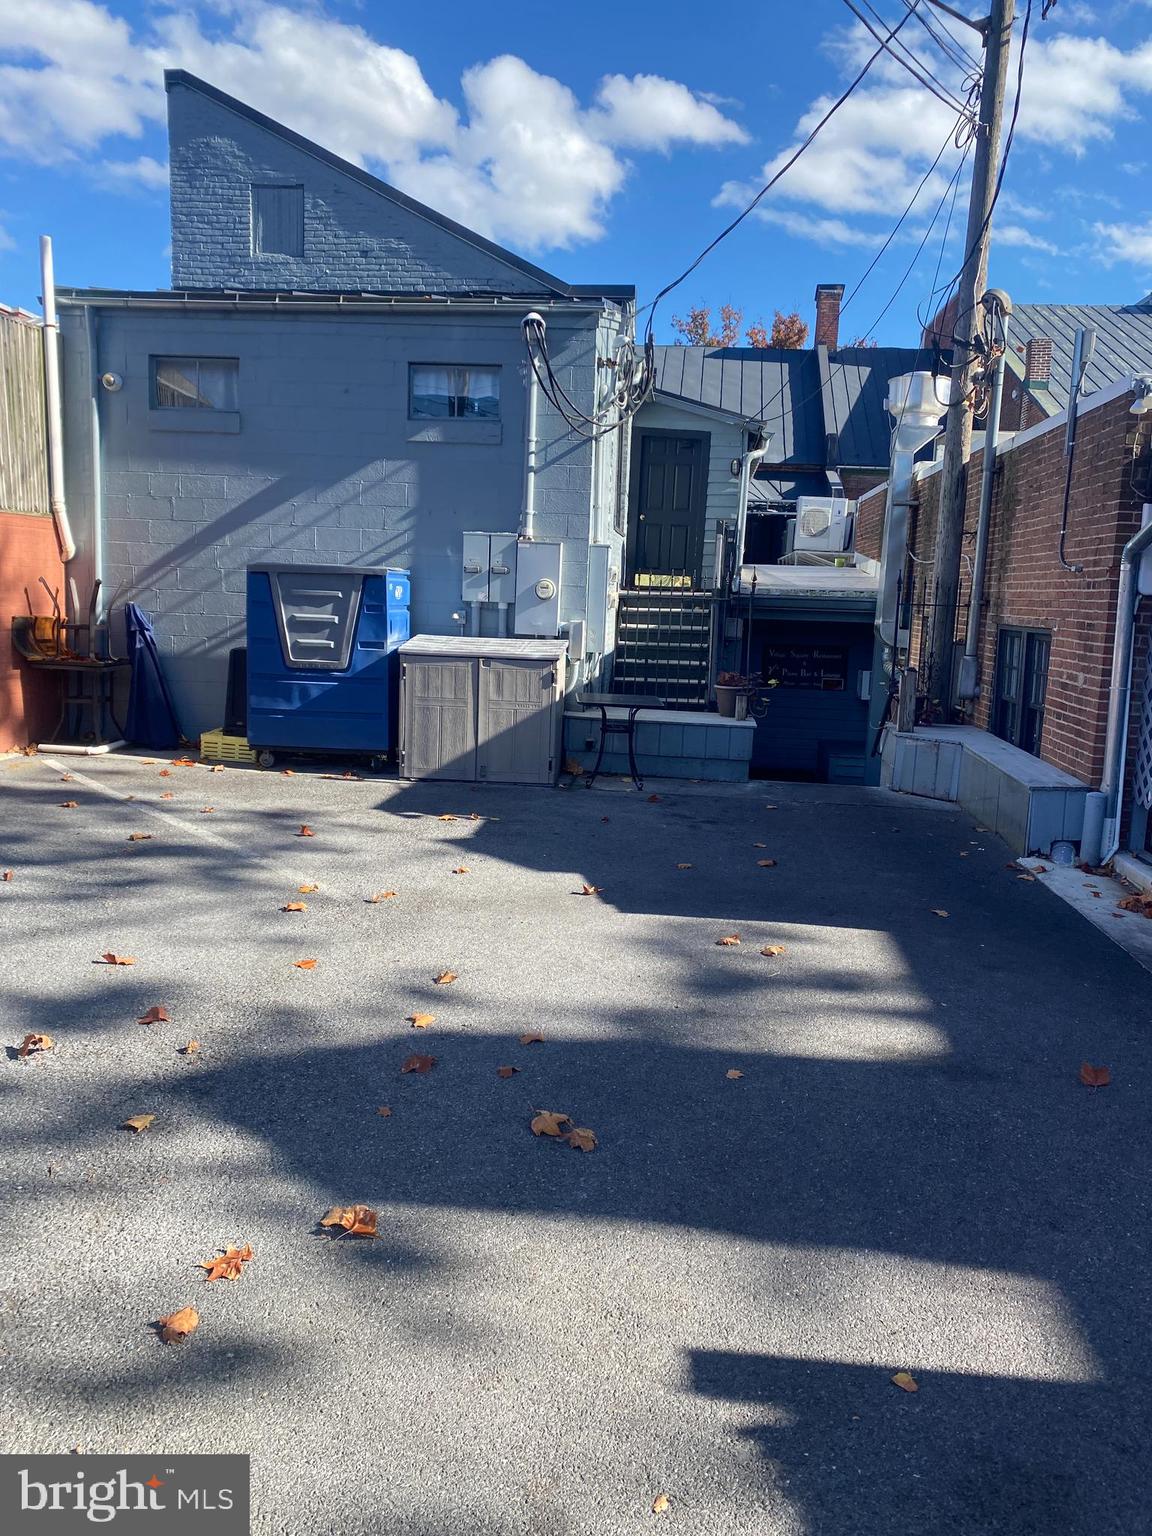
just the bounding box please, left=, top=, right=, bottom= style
left=530, top=1110, right=571, bottom=1137
left=199, top=1244, right=253, bottom=1282
left=1118, top=893, right=1152, bottom=916
left=579, top=884, right=604, bottom=896
left=564, top=757, right=584, bottom=777
left=59, top=773, right=74, bottom=781
left=716, top=935, right=740, bottom=947
left=437, top=813, right=458, bottom=822
left=377, top=1105, right=392, bottom=1117
left=99, top=952, right=136, bottom=966
left=496, top=1066, right=519, bottom=1079
left=519, top=1032, right=544, bottom=1046
left=567, top=1126, right=598, bottom=1152
left=1016, top=874, right=1036, bottom=883
left=18, top=1032, right=53, bottom=1057
left=433, top=971, right=458, bottom=985
left=294, top=958, right=318, bottom=970
left=200, top=806, right=215, bottom=814
left=676, top=863, right=693, bottom=870
left=321, top=771, right=362, bottom=781
left=756, top=858, right=778, bottom=868
left=891, top=1370, right=919, bottom=1393
left=760, top=945, right=786, bottom=957
left=401, top=1053, right=437, bottom=1073
left=930, top=909, right=949, bottom=918
left=127, top=832, right=153, bottom=842
left=60, top=800, right=78, bottom=809
left=726, top=1069, right=744, bottom=1080
left=366, top=890, right=398, bottom=903
left=210, top=764, right=225, bottom=773
left=647, top=794, right=661, bottom=803
left=652, top=1494, right=671, bottom=1515
left=281, top=901, right=307, bottom=912
left=298, top=825, right=315, bottom=837
left=299, top=883, right=320, bottom=894
left=1079, top=1062, right=1111, bottom=1088
left=320, top=1204, right=377, bottom=1237
left=160, top=791, right=174, bottom=800
left=137, top=1006, right=169, bottom=1025
left=158, top=769, right=171, bottom=778
left=408, top=1013, right=435, bottom=1029
left=179, top=1041, right=200, bottom=1056
left=122, top=1114, right=156, bottom=1134
left=157, top=1306, right=199, bottom=1344
left=281, top=768, right=295, bottom=776
left=451, top=866, right=470, bottom=875
left=2, top=870, right=12, bottom=881
left=171, top=757, right=197, bottom=767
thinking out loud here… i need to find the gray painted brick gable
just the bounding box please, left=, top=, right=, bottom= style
left=167, top=78, right=556, bottom=296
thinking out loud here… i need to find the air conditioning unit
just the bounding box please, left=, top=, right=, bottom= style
left=793, top=496, right=854, bottom=553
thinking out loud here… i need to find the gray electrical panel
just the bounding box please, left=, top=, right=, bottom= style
left=514, top=540, right=562, bottom=637
left=399, top=635, right=567, bottom=785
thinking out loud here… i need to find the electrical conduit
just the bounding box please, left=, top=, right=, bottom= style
left=39, top=235, right=76, bottom=563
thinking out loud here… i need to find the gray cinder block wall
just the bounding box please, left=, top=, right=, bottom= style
left=56, top=71, right=633, bottom=740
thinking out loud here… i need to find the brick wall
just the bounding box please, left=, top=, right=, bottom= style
left=853, top=481, right=887, bottom=562
left=168, top=80, right=554, bottom=296
left=0, top=511, right=62, bottom=749
left=905, top=390, right=1148, bottom=786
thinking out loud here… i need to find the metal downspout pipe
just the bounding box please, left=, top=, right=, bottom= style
left=519, top=312, right=544, bottom=542
left=957, top=337, right=1007, bottom=701
left=1081, top=505, right=1152, bottom=865
left=734, top=432, right=770, bottom=587
left=39, top=236, right=76, bottom=563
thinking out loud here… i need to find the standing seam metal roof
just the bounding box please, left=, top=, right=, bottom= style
left=1005, top=301, right=1152, bottom=411
left=651, top=344, right=924, bottom=467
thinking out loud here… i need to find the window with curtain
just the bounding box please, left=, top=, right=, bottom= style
left=409, top=365, right=500, bottom=420
left=152, top=358, right=239, bottom=411
left=251, top=185, right=304, bottom=257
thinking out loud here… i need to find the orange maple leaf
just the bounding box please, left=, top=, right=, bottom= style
left=294, top=958, right=318, bottom=970
left=433, top=970, right=457, bottom=985
left=401, top=1054, right=437, bottom=1073
left=716, top=935, right=740, bottom=947
left=530, top=1110, right=571, bottom=1137
left=1079, top=1062, right=1111, bottom=1088
left=297, top=825, right=315, bottom=837
left=157, top=1306, right=199, bottom=1344
left=200, top=1244, right=254, bottom=1282
left=138, top=1006, right=169, bottom=1025
left=18, top=1032, right=53, bottom=1057
left=99, top=952, right=136, bottom=966
left=281, top=902, right=306, bottom=912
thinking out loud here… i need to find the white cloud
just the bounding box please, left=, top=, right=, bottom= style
left=0, top=0, right=746, bottom=251
left=97, top=155, right=169, bottom=190
left=743, top=206, right=886, bottom=249
left=0, top=219, right=15, bottom=253
left=993, top=223, right=1059, bottom=255
left=1092, top=218, right=1152, bottom=267
left=593, top=74, right=749, bottom=150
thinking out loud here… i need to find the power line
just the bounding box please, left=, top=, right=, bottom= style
left=898, top=0, right=981, bottom=74
left=640, top=3, right=918, bottom=345
left=842, top=0, right=973, bottom=114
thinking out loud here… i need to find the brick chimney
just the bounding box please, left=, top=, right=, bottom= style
left=814, top=283, right=845, bottom=348
left=1023, top=336, right=1053, bottom=392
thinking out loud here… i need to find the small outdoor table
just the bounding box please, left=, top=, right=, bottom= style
left=576, top=692, right=667, bottom=791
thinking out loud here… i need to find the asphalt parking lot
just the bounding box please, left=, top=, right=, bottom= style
left=2, top=750, right=1150, bottom=1535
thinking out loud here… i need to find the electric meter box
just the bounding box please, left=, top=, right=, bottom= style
left=514, top=540, right=562, bottom=636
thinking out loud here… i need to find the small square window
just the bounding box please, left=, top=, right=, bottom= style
left=251, top=185, right=304, bottom=257
left=152, top=357, right=239, bottom=411
left=409, top=365, right=500, bottom=420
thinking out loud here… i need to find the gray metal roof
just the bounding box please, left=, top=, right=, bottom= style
left=1004, top=301, right=1152, bottom=412
left=651, top=344, right=923, bottom=467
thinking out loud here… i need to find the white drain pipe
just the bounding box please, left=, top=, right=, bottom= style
left=1084, top=503, right=1152, bottom=864
left=520, top=312, right=545, bottom=542
left=40, top=235, right=76, bottom=563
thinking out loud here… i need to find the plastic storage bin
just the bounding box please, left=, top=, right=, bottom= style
left=246, top=564, right=410, bottom=764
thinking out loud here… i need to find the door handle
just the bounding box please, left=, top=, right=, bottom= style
left=639, top=513, right=646, bottom=521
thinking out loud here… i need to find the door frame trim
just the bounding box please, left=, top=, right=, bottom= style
left=626, top=427, right=711, bottom=589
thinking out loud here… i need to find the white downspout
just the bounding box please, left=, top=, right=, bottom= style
left=734, top=431, right=769, bottom=587
left=1087, top=503, right=1152, bottom=864
left=520, top=311, right=544, bottom=542
left=39, top=235, right=76, bottom=563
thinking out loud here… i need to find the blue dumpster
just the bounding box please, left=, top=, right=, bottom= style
left=246, top=564, right=410, bottom=760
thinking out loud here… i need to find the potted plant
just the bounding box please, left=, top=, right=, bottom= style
left=714, top=671, right=748, bottom=719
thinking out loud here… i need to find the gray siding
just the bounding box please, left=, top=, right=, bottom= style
left=168, top=80, right=554, bottom=296
left=61, top=303, right=613, bottom=736
left=633, top=402, right=743, bottom=589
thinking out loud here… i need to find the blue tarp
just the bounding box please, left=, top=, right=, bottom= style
left=123, top=603, right=182, bottom=748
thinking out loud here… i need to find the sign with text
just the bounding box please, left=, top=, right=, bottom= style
left=1, top=1455, right=249, bottom=1532
left=763, top=644, right=848, bottom=691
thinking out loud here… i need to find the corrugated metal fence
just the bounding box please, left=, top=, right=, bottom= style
left=0, top=306, right=49, bottom=515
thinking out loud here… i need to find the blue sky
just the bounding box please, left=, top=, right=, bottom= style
left=3, top=0, right=1152, bottom=343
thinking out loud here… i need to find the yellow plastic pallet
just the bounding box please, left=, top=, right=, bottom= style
left=199, top=728, right=257, bottom=764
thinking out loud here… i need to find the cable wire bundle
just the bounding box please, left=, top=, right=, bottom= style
left=523, top=315, right=656, bottom=441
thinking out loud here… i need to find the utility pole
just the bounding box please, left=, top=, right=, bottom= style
left=922, top=0, right=1016, bottom=711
